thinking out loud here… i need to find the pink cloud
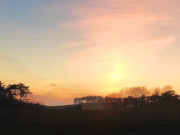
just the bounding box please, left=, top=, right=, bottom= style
left=63, top=0, right=177, bottom=50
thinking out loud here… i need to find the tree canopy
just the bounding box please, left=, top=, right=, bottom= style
left=74, top=86, right=180, bottom=109
left=0, top=81, right=33, bottom=107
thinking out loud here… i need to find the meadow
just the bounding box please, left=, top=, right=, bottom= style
left=1, top=102, right=180, bottom=135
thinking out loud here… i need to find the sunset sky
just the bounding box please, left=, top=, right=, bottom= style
left=0, top=0, right=180, bottom=105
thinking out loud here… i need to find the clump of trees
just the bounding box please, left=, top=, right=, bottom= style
left=74, top=96, right=104, bottom=104
left=107, top=86, right=174, bottom=98
left=0, top=81, right=39, bottom=108
left=74, top=86, right=180, bottom=109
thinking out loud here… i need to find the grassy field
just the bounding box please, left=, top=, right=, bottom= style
left=1, top=102, right=180, bottom=135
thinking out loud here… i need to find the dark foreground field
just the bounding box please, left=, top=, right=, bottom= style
left=1, top=103, right=180, bottom=135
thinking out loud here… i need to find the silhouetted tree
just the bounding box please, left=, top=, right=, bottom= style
left=161, top=90, right=179, bottom=101
left=0, top=81, right=35, bottom=108
left=0, top=82, right=6, bottom=102
left=17, top=83, right=32, bottom=101
left=161, top=85, right=173, bottom=93
left=0, top=82, right=5, bottom=96
left=5, top=83, right=32, bottom=101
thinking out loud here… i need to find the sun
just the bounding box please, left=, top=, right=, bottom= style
left=112, top=72, right=121, bottom=81
left=108, top=63, right=124, bottom=82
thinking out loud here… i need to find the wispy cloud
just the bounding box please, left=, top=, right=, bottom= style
left=61, top=0, right=177, bottom=83
left=64, top=0, right=177, bottom=48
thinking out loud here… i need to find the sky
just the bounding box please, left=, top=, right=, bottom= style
left=0, top=0, right=180, bottom=105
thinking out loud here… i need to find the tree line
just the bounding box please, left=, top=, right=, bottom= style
left=0, top=81, right=40, bottom=108
left=74, top=86, right=180, bottom=108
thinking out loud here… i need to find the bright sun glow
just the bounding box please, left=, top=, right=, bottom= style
left=108, top=63, right=124, bottom=82
left=112, top=72, right=121, bottom=81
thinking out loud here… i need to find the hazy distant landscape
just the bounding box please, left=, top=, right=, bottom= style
left=1, top=81, right=180, bottom=134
